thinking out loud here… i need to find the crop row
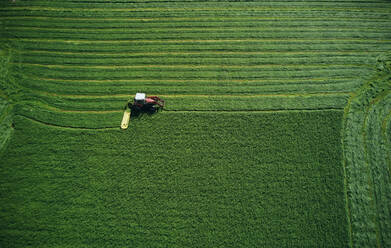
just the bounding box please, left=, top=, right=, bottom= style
left=2, top=9, right=390, bottom=19
left=9, top=26, right=390, bottom=34
left=3, top=5, right=391, bottom=13
left=20, top=78, right=359, bottom=96
left=11, top=40, right=391, bottom=53
left=24, top=76, right=357, bottom=86
left=4, top=0, right=391, bottom=9
left=18, top=54, right=375, bottom=66
left=4, top=5, right=391, bottom=12
left=2, top=16, right=391, bottom=24
left=6, top=19, right=391, bottom=29
left=18, top=91, right=350, bottom=114
left=21, top=50, right=381, bottom=59
left=16, top=65, right=373, bottom=80
left=7, top=30, right=390, bottom=40
left=21, top=49, right=379, bottom=57
left=4, top=19, right=391, bottom=29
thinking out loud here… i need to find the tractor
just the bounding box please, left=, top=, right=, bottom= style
left=129, top=93, right=165, bottom=114
left=121, top=93, right=165, bottom=129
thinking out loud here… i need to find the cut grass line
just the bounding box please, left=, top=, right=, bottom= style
left=382, top=110, right=391, bottom=139
left=1, top=16, right=390, bottom=22
left=23, top=101, right=121, bottom=114
left=23, top=50, right=384, bottom=57
left=9, top=38, right=391, bottom=44
left=5, top=6, right=391, bottom=12
left=362, top=102, right=382, bottom=248
left=18, top=62, right=371, bottom=69
left=28, top=76, right=357, bottom=84
left=383, top=110, right=391, bottom=176
left=16, top=114, right=118, bottom=130
left=15, top=107, right=345, bottom=131
left=341, top=95, right=355, bottom=248
left=164, top=107, right=344, bottom=112
left=10, top=26, right=390, bottom=33
left=35, top=91, right=351, bottom=99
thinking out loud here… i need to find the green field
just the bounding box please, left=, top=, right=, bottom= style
left=1, top=0, right=390, bottom=247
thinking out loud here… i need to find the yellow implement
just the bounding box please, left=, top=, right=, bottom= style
left=121, top=108, right=131, bottom=129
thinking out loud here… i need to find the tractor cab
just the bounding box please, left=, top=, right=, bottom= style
left=129, top=92, right=165, bottom=113
left=134, top=92, right=146, bottom=105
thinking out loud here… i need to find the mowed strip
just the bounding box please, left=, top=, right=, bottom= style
left=2, top=16, right=391, bottom=23
left=4, top=6, right=391, bottom=12
left=17, top=62, right=372, bottom=69
left=8, top=38, right=391, bottom=43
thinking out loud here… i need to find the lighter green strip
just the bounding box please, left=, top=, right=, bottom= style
left=362, top=99, right=382, bottom=248
left=10, top=26, right=389, bottom=32
left=39, top=92, right=351, bottom=99
left=23, top=50, right=382, bottom=56
left=5, top=6, right=391, bottom=12
left=30, top=76, right=355, bottom=84
left=1, top=16, right=390, bottom=22
left=18, top=62, right=371, bottom=69
left=8, top=38, right=391, bottom=44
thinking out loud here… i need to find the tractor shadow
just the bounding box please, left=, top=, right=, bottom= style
left=129, top=107, right=161, bottom=120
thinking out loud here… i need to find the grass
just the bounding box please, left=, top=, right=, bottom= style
left=342, top=60, right=391, bottom=247
left=0, top=110, right=347, bottom=247
left=1, top=0, right=391, bottom=246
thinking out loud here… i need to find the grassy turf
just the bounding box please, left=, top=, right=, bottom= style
left=2, top=0, right=391, bottom=246
left=0, top=110, right=347, bottom=247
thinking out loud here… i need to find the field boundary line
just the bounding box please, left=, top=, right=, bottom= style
left=341, top=95, right=354, bottom=248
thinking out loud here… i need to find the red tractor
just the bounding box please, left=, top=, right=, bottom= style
left=121, top=93, right=165, bottom=129
left=128, top=93, right=165, bottom=115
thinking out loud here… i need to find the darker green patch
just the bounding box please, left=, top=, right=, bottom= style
left=0, top=110, right=347, bottom=247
